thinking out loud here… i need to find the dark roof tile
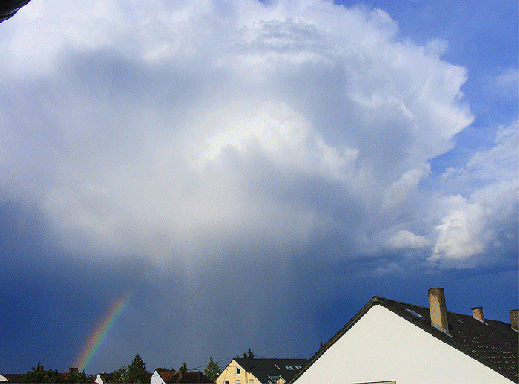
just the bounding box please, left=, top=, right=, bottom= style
left=234, top=358, right=308, bottom=384
left=289, top=296, right=518, bottom=383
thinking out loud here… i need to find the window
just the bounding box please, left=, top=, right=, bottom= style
left=236, top=381, right=241, bottom=384
left=249, top=380, right=254, bottom=384
left=224, top=382, right=229, bottom=384
left=236, top=367, right=241, bottom=375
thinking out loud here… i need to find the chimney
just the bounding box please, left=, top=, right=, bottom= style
left=428, top=288, right=448, bottom=332
left=472, top=307, right=484, bottom=322
left=510, top=309, right=518, bottom=332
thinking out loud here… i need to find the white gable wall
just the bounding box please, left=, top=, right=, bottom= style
left=151, top=371, right=167, bottom=384
left=294, top=305, right=513, bottom=384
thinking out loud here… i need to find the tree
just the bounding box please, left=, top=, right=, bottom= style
left=236, top=349, right=254, bottom=359
left=108, top=366, right=127, bottom=384
left=204, top=357, right=221, bottom=382
left=63, top=369, right=89, bottom=384
left=21, top=364, right=61, bottom=383
left=22, top=364, right=48, bottom=383
left=127, top=354, right=151, bottom=384
left=178, top=362, right=187, bottom=377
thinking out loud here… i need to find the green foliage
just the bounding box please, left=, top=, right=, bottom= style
left=204, top=357, right=221, bottom=382
left=108, top=366, right=128, bottom=384
left=63, top=369, right=89, bottom=384
left=236, top=348, right=255, bottom=359
left=107, top=355, right=150, bottom=384
left=21, top=365, right=88, bottom=384
left=179, top=363, right=187, bottom=376
left=21, top=365, right=50, bottom=383
left=127, top=354, right=150, bottom=384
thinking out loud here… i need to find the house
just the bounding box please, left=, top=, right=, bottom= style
left=151, top=370, right=177, bottom=384
left=151, top=369, right=213, bottom=384
left=0, top=374, right=23, bottom=383
left=216, top=358, right=308, bottom=384
left=94, top=372, right=113, bottom=384
left=289, top=288, right=518, bottom=384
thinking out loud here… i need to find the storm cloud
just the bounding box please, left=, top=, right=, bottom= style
left=0, top=0, right=516, bottom=373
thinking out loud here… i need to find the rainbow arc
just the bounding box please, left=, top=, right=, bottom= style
left=74, top=292, right=133, bottom=372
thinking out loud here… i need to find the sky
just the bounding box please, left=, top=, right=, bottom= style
left=0, top=0, right=517, bottom=375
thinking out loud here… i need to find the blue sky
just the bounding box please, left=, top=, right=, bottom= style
left=0, top=0, right=517, bottom=375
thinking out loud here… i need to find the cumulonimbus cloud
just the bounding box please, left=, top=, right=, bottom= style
left=1, top=0, right=515, bottom=268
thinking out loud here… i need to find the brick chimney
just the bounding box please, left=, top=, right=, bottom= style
left=472, top=307, right=484, bottom=322
left=428, top=288, right=448, bottom=332
left=510, top=309, right=518, bottom=332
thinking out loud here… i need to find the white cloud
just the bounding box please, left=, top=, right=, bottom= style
left=431, top=195, right=486, bottom=261
left=388, top=230, right=431, bottom=249
left=428, top=121, right=518, bottom=267
left=0, top=0, right=489, bottom=267
left=381, top=163, right=430, bottom=212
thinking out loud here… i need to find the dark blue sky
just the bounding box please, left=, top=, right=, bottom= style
left=0, top=0, right=517, bottom=375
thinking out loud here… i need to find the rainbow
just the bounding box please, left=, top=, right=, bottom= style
left=74, top=291, right=133, bottom=372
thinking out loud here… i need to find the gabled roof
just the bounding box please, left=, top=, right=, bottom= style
left=0, top=374, right=24, bottom=383
left=175, top=372, right=212, bottom=383
left=289, top=296, right=518, bottom=383
left=157, top=370, right=178, bottom=384
left=156, top=370, right=212, bottom=383
left=96, top=372, right=113, bottom=381
left=234, top=358, right=308, bottom=383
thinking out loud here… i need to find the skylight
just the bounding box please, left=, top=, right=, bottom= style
left=405, top=309, right=423, bottom=318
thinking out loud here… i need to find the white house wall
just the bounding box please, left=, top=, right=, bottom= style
left=151, top=371, right=166, bottom=384
left=294, top=305, right=513, bottom=384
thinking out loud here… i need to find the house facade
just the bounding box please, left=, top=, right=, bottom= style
left=217, top=358, right=308, bottom=384
left=290, top=288, right=518, bottom=384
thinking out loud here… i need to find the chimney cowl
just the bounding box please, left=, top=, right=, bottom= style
left=428, top=288, right=449, bottom=332
left=472, top=307, right=484, bottom=322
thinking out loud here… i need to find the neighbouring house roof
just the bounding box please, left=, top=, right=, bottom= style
left=0, top=374, right=24, bottom=383
left=289, top=296, right=518, bottom=383
left=158, top=371, right=178, bottom=384
left=175, top=372, right=213, bottom=383
left=157, top=370, right=212, bottom=383
left=234, top=358, right=308, bottom=384
left=95, top=372, right=114, bottom=383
